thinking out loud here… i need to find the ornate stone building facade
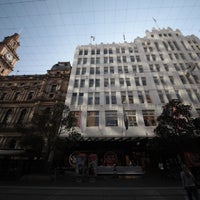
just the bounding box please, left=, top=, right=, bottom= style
left=0, top=62, right=71, bottom=150
left=0, top=33, right=20, bottom=76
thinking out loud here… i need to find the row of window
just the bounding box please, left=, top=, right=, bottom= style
left=73, top=74, right=198, bottom=90
left=71, top=89, right=200, bottom=106
left=78, top=46, right=139, bottom=56
left=0, top=85, right=58, bottom=101
left=75, top=62, right=199, bottom=75
left=0, top=109, right=27, bottom=125
left=72, top=110, right=156, bottom=127
left=77, top=51, right=198, bottom=65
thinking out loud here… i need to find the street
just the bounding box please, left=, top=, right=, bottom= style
left=0, top=186, right=187, bottom=200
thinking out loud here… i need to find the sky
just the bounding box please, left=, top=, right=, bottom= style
left=0, top=0, right=200, bottom=75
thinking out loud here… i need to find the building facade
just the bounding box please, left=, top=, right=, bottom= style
left=0, top=33, right=20, bottom=76
left=0, top=62, right=71, bottom=150
left=64, top=28, right=200, bottom=140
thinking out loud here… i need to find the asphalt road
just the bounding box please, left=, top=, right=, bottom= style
left=0, top=186, right=187, bottom=200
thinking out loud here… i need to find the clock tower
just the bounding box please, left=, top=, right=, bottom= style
left=0, top=33, right=20, bottom=76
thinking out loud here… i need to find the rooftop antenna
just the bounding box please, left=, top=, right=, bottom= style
left=90, top=35, right=95, bottom=43
left=123, top=33, right=126, bottom=42
left=152, top=17, right=160, bottom=29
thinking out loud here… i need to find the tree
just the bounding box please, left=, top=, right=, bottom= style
left=31, top=102, right=81, bottom=160
left=152, top=99, right=200, bottom=165
left=154, top=99, right=194, bottom=138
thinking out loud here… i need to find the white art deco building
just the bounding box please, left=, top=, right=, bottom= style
left=64, top=28, right=200, bottom=140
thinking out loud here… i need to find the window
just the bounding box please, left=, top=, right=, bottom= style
left=18, top=109, right=27, bottom=124
left=129, top=47, right=133, bottom=53
left=89, top=79, right=94, bottom=87
left=96, top=67, right=100, bottom=74
left=119, top=78, right=124, bottom=86
left=110, top=78, right=115, bottom=87
left=121, top=48, right=125, bottom=53
left=135, top=77, right=140, bottom=86
left=88, top=92, right=93, bottom=105
left=126, top=110, right=137, bottom=126
left=105, top=111, right=118, bottom=126
left=126, top=78, right=131, bottom=86
left=116, top=48, right=120, bottom=53
left=179, top=75, right=187, bottom=84
left=128, top=91, right=134, bottom=104
left=74, top=80, right=79, bottom=88
left=139, top=65, right=143, bottom=73
left=110, top=66, right=114, bottom=74
left=138, top=91, right=144, bottom=103
left=95, top=79, right=100, bottom=87
left=104, top=78, right=109, bottom=87
left=71, top=93, right=77, bottom=105
left=91, top=49, right=95, bottom=55
left=95, top=92, right=100, bottom=105
left=96, top=57, right=100, bottom=64
left=76, top=68, right=80, bottom=75
left=104, top=49, right=107, bottom=54
left=122, top=56, right=127, bottom=63
left=164, top=64, right=169, bottom=72
left=13, top=92, right=20, bottom=100
left=130, top=56, right=135, bottom=62
left=50, top=85, right=57, bottom=92
left=160, top=76, right=165, bottom=85
left=142, top=110, right=156, bottom=126
left=105, top=92, right=110, bottom=104
left=87, top=111, right=99, bottom=127
left=96, top=49, right=100, bottom=55
left=141, top=77, right=147, bottom=86
left=153, top=76, right=159, bottom=85
left=159, top=54, right=164, bottom=61
left=27, top=92, right=34, bottom=100
left=132, top=65, right=137, bottom=73
left=118, top=66, right=123, bottom=73
left=79, top=50, right=83, bottom=55
left=84, top=50, right=88, bottom=55
left=169, top=76, right=175, bottom=85
left=90, top=67, right=94, bottom=74
left=109, top=48, right=113, bottom=54
left=80, top=79, right=85, bottom=88
left=158, top=90, right=165, bottom=103
left=117, top=56, right=121, bottom=63
left=82, top=68, right=86, bottom=75
left=165, top=90, right=171, bottom=101
left=104, top=67, right=108, bottom=74
left=109, top=57, right=113, bottom=63
left=2, top=109, right=12, bottom=124
left=145, top=91, right=152, bottom=103
left=121, top=91, right=126, bottom=103
left=78, top=58, right=82, bottom=65
left=78, top=93, right=84, bottom=105
left=111, top=92, right=117, bottom=104
left=91, top=57, right=95, bottom=64
left=136, top=55, right=141, bottom=62
left=83, top=58, right=87, bottom=64
left=104, top=57, right=108, bottom=64
left=124, top=66, right=128, bottom=73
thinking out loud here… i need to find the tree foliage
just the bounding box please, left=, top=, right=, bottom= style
left=154, top=99, right=196, bottom=138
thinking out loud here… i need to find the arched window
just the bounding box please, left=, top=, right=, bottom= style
left=18, top=109, right=27, bottom=124
left=2, top=109, right=12, bottom=124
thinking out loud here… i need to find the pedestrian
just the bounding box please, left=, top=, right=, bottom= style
left=180, top=164, right=199, bottom=200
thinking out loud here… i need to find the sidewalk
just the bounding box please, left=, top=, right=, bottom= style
left=0, top=169, right=183, bottom=188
